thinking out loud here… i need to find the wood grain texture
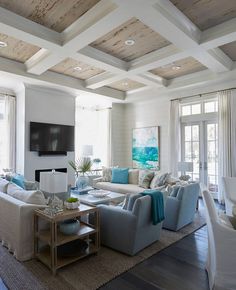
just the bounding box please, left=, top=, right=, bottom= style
left=100, top=226, right=209, bottom=290
left=150, top=57, right=207, bottom=79
left=91, top=18, right=171, bottom=61
left=50, top=57, right=105, bottom=80
left=170, top=0, right=236, bottom=30
left=220, top=41, right=236, bottom=61
left=0, top=0, right=100, bottom=32
left=107, top=78, right=145, bottom=92
left=0, top=33, right=40, bottom=62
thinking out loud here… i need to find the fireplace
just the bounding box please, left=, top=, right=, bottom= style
left=35, top=168, right=67, bottom=182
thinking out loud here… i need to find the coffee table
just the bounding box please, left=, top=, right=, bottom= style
left=71, top=190, right=125, bottom=206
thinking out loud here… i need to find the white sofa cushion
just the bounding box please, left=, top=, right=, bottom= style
left=7, top=183, right=47, bottom=205
left=0, top=178, right=9, bottom=193
left=95, top=182, right=144, bottom=194
left=128, top=169, right=139, bottom=184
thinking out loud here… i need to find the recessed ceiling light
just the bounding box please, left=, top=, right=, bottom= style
left=125, top=39, right=135, bottom=46
left=74, top=66, right=82, bottom=71
left=172, top=65, right=181, bottom=70
left=0, top=41, right=7, bottom=48
left=122, top=82, right=129, bottom=86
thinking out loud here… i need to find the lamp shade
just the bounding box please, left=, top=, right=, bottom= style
left=39, top=171, right=68, bottom=193
left=82, top=145, right=93, bottom=156
left=178, top=161, right=193, bottom=172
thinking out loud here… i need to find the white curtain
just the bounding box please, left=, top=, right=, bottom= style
left=168, top=99, right=180, bottom=177
left=75, top=106, right=112, bottom=167
left=0, top=94, right=16, bottom=173
left=218, top=90, right=236, bottom=203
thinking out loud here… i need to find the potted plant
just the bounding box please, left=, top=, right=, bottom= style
left=68, top=158, right=93, bottom=189
left=64, top=197, right=80, bottom=210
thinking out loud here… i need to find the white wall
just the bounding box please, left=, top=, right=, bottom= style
left=112, top=97, right=171, bottom=171
left=23, top=85, right=76, bottom=185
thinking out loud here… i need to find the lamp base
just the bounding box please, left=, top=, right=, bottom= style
left=44, top=194, right=64, bottom=216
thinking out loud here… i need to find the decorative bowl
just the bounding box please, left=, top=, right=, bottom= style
left=59, top=219, right=80, bottom=235
left=64, top=200, right=80, bottom=209
left=89, top=190, right=110, bottom=198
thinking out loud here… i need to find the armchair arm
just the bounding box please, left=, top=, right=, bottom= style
left=163, top=197, right=180, bottom=230
left=98, top=205, right=137, bottom=252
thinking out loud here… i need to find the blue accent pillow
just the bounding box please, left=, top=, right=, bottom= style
left=12, top=174, right=25, bottom=189
left=111, top=168, right=129, bottom=184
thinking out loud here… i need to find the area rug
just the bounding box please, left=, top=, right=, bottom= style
left=0, top=209, right=205, bottom=290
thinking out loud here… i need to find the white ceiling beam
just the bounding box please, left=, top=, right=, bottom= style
left=0, top=56, right=125, bottom=100
left=200, top=18, right=236, bottom=49
left=133, top=0, right=232, bottom=73
left=130, top=74, right=166, bottom=88
left=26, top=1, right=132, bottom=75
left=85, top=72, right=122, bottom=89
left=76, top=46, right=128, bottom=73
left=128, top=45, right=189, bottom=73
left=0, top=7, right=61, bottom=50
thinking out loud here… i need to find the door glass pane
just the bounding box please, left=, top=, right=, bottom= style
left=182, top=124, right=200, bottom=182
left=207, top=123, right=218, bottom=194
left=191, top=104, right=201, bottom=114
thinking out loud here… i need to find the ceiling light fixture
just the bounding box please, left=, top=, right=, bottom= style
left=0, top=41, right=7, bottom=48
left=125, top=39, right=135, bottom=46
left=172, top=65, right=181, bottom=70
left=74, top=66, right=82, bottom=71
left=122, top=82, right=129, bottom=86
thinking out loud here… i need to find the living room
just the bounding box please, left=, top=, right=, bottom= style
left=0, top=0, right=236, bottom=289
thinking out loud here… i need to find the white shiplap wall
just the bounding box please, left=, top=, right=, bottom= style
left=112, top=97, right=171, bottom=171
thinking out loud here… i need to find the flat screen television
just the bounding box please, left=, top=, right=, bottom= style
left=30, top=122, right=74, bottom=155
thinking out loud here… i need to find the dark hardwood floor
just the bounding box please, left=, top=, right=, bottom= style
left=100, top=225, right=209, bottom=290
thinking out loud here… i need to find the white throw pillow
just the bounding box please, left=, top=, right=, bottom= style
left=102, top=166, right=118, bottom=182
left=7, top=182, right=47, bottom=205
left=128, top=169, right=139, bottom=185
left=0, top=178, right=9, bottom=193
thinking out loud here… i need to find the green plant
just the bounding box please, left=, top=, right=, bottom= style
left=68, top=158, right=93, bottom=176
left=66, top=197, right=78, bottom=203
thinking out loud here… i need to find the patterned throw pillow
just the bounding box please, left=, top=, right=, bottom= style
left=150, top=172, right=170, bottom=189
left=102, top=167, right=112, bottom=182
left=138, top=170, right=154, bottom=189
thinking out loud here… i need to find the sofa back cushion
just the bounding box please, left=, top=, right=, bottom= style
left=111, top=168, right=129, bottom=184
left=7, top=183, right=47, bottom=205
left=128, top=169, right=139, bottom=184
left=0, top=178, right=9, bottom=193
left=138, top=170, right=154, bottom=189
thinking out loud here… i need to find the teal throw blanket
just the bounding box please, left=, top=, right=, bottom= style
left=141, top=190, right=165, bottom=225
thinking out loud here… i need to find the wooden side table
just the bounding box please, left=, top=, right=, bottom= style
left=34, top=204, right=100, bottom=275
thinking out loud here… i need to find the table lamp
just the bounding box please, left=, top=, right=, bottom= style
left=40, top=170, right=68, bottom=215
left=178, top=162, right=193, bottom=181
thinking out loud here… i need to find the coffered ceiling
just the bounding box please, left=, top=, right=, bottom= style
left=0, top=0, right=235, bottom=101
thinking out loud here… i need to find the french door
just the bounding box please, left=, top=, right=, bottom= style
left=181, top=121, right=218, bottom=196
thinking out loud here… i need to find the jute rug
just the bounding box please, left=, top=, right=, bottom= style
left=0, top=209, right=205, bottom=290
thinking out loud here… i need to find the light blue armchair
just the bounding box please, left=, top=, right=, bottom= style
left=163, top=183, right=200, bottom=231
left=98, top=193, right=163, bottom=256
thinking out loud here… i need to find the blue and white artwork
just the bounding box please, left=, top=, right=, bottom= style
left=132, top=126, right=159, bottom=169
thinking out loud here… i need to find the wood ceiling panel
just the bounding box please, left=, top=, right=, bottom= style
left=107, top=78, right=145, bottom=92
left=220, top=41, right=236, bottom=61
left=0, top=0, right=100, bottom=33
left=50, top=58, right=105, bottom=80
left=91, top=18, right=171, bottom=61
left=0, top=33, right=40, bottom=62
left=170, top=0, right=236, bottom=30
left=150, top=57, right=207, bottom=79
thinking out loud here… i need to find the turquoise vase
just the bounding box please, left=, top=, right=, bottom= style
left=76, top=175, right=89, bottom=189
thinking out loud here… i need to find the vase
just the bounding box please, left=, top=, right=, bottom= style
left=59, top=219, right=80, bottom=235
left=76, top=175, right=89, bottom=189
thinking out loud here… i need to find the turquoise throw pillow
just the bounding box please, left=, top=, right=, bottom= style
left=12, top=174, right=25, bottom=189
left=111, top=168, right=129, bottom=184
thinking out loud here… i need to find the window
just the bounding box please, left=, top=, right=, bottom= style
left=75, top=100, right=111, bottom=167
left=204, top=100, right=218, bottom=113
left=181, top=103, right=201, bottom=116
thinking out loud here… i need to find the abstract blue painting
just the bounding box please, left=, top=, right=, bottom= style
left=132, top=126, right=160, bottom=169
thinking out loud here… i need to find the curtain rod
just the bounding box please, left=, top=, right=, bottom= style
left=0, top=92, right=15, bottom=97
left=171, top=87, right=236, bottom=102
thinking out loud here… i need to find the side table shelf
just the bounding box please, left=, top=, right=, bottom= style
left=34, top=204, right=100, bottom=274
